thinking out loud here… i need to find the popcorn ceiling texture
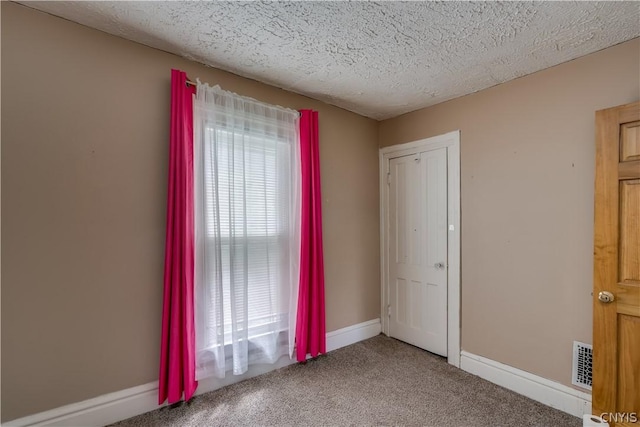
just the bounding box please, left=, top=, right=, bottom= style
left=23, top=1, right=640, bottom=119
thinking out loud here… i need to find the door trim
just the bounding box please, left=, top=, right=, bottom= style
left=379, top=130, right=461, bottom=367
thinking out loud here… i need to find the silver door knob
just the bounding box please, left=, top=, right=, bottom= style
left=434, top=262, right=445, bottom=269
left=598, top=291, right=615, bottom=303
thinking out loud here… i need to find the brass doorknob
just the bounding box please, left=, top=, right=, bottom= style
left=598, top=291, right=615, bottom=303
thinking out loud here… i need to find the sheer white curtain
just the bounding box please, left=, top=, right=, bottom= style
left=193, top=82, right=300, bottom=380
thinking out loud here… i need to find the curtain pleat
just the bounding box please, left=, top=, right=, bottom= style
left=159, top=69, right=197, bottom=404
left=296, top=110, right=326, bottom=362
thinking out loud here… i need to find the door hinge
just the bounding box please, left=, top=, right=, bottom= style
left=387, top=304, right=391, bottom=317
left=387, top=173, right=390, bottom=185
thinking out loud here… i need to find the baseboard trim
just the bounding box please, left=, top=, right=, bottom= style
left=460, top=351, right=592, bottom=419
left=2, top=383, right=161, bottom=427
left=326, top=318, right=381, bottom=352
left=6, top=318, right=381, bottom=427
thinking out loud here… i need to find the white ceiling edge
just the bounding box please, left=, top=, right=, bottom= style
left=15, top=1, right=640, bottom=120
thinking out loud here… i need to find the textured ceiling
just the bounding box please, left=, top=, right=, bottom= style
left=19, top=1, right=640, bottom=120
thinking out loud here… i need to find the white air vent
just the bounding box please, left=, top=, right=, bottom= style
left=572, top=341, right=593, bottom=390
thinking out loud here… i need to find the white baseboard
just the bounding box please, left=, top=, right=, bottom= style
left=460, top=351, right=592, bottom=419
left=326, top=318, right=381, bottom=352
left=5, top=318, right=381, bottom=427
left=2, top=383, right=161, bottom=427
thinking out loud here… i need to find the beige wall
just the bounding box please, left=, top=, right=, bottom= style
left=1, top=3, right=380, bottom=421
left=380, top=38, right=640, bottom=389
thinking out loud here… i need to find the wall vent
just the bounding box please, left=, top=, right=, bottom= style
left=572, top=341, right=593, bottom=390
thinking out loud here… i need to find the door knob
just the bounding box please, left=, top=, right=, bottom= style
left=434, top=262, right=445, bottom=269
left=598, top=291, right=615, bottom=303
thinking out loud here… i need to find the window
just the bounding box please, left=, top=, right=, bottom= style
left=204, top=128, right=289, bottom=343
left=194, top=85, right=300, bottom=379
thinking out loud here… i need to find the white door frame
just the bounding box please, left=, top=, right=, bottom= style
left=379, top=130, right=461, bottom=368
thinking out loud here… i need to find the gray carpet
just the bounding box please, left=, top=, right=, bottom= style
left=113, top=335, right=581, bottom=426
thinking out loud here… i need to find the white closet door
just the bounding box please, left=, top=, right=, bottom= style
left=388, top=147, right=448, bottom=356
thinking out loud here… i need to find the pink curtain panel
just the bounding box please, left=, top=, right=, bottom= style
left=158, top=69, right=198, bottom=404
left=296, top=110, right=327, bottom=362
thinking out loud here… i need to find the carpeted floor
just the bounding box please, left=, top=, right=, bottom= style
left=112, top=335, right=581, bottom=426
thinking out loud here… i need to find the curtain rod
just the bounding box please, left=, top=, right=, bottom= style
left=186, top=77, right=301, bottom=117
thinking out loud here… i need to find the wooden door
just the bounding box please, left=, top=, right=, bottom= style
left=388, top=148, right=448, bottom=356
left=593, top=101, right=640, bottom=426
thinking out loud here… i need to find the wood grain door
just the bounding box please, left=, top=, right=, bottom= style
left=593, top=101, right=640, bottom=426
